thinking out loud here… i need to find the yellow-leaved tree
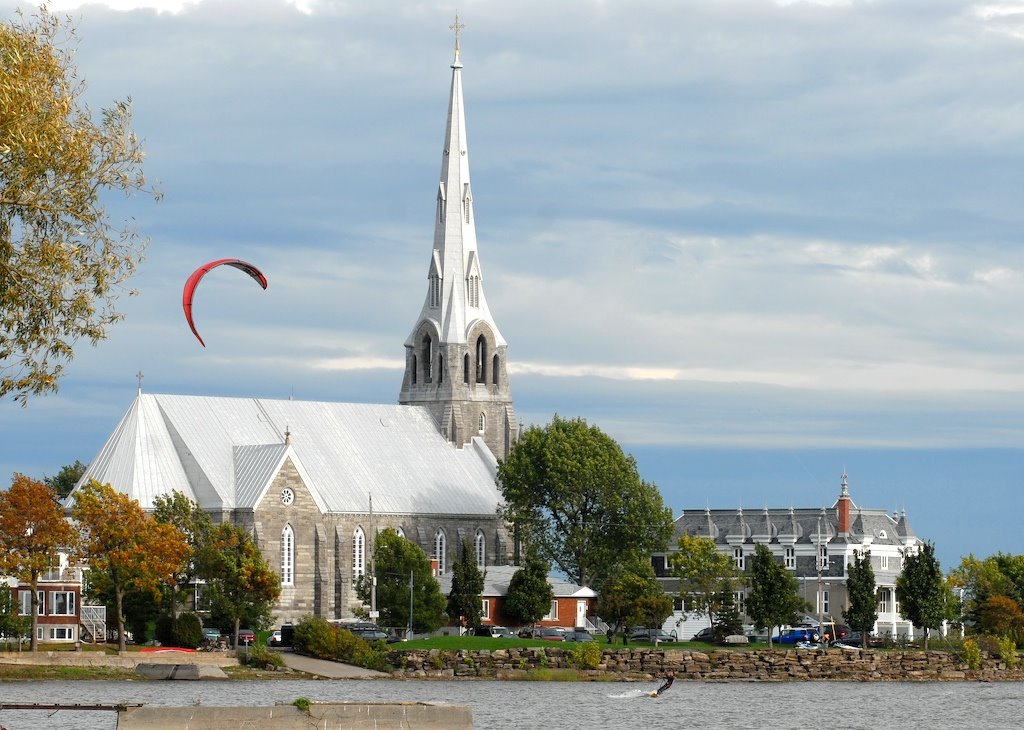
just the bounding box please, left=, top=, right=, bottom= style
left=72, top=481, right=189, bottom=653
left=1, top=6, right=158, bottom=404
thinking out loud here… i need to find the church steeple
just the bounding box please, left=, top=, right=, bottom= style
left=399, top=19, right=517, bottom=459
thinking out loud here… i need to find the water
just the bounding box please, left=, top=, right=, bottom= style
left=0, top=679, right=1020, bottom=729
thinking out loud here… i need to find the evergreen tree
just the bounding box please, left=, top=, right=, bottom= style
left=42, top=460, right=87, bottom=501
left=746, top=544, right=804, bottom=646
left=844, top=550, right=877, bottom=648
left=896, top=541, right=949, bottom=649
left=714, top=589, right=743, bottom=641
left=447, top=539, right=485, bottom=630
left=504, top=547, right=553, bottom=628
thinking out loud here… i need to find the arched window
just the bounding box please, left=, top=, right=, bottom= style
left=396, top=526, right=405, bottom=539
left=492, top=354, right=500, bottom=385
left=478, top=412, right=486, bottom=434
left=411, top=354, right=417, bottom=385
left=421, top=334, right=432, bottom=383
left=475, top=335, right=487, bottom=383
left=353, top=527, right=365, bottom=580
left=475, top=530, right=486, bottom=570
left=434, top=529, right=447, bottom=575
left=280, top=524, right=294, bottom=586
left=429, top=273, right=440, bottom=308
left=463, top=353, right=470, bottom=384
left=438, top=355, right=444, bottom=384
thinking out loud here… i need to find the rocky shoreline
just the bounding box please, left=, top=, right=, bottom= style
left=390, top=646, right=1024, bottom=682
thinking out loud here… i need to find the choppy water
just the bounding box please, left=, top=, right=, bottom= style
left=0, top=678, right=1020, bottom=729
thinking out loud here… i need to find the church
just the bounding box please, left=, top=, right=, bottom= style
left=73, top=34, right=517, bottom=626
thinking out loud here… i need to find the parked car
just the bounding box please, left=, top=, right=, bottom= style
left=540, top=627, right=566, bottom=641
left=269, top=630, right=283, bottom=646
left=236, top=629, right=255, bottom=645
left=563, top=630, right=595, bottom=642
left=776, top=627, right=820, bottom=645
left=691, top=627, right=716, bottom=643
left=202, top=628, right=222, bottom=643
left=630, top=628, right=675, bottom=643
left=820, top=623, right=852, bottom=642
left=832, top=630, right=877, bottom=648
left=349, top=626, right=389, bottom=642
left=474, top=625, right=513, bottom=638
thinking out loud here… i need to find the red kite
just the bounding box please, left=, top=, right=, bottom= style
left=182, top=259, right=267, bottom=347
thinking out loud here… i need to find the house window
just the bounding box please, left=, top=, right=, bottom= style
left=49, top=627, right=75, bottom=641
left=434, top=529, right=447, bottom=575
left=818, top=544, right=828, bottom=569
left=785, top=547, right=796, bottom=570
left=673, top=597, right=685, bottom=612
left=478, top=412, right=486, bottom=434
left=353, top=527, right=365, bottom=580
left=543, top=600, right=558, bottom=621
left=18, top=590, right=36, bottom=616
left=281, top=524, right=294, bottom=586
left=819, top=590, right=830, bottom=615
left=880, top=554, right=889, bottom=570
left=474, top=530, right=486, bottom=570
left=481, top=599, right=490, bottom=620
left=735, top=591, right=745, bottom=612
left=878, top=589, right=889, bottom=614
left=50, top=591, right=75, bottom=616
left=733, top=547, right=744, bottom=570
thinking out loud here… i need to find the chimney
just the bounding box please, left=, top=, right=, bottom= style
left=837, top=471, right=851, bottom=536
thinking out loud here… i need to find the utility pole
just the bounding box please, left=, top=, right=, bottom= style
left=408, top=571, right=414, bottom=641
left=369, top=494, right=378, bottom=623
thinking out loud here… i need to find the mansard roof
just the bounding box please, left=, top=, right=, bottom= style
left=74, top=393, right=503, bottom=516
left=673, top=501, right=919, bottom=549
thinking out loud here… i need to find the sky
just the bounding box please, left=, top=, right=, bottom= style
left=2, top=0, right=1023, bottom=569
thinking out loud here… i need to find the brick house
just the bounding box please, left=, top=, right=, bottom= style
left=6, top=554, right=82, bottom=644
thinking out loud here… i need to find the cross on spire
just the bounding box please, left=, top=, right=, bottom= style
left=450, top=12, right=465, bottom=59
left=136, top=370, right=144, bottom=393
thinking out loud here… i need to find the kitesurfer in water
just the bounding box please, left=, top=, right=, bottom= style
left=653, top=670, right=675, bottom=696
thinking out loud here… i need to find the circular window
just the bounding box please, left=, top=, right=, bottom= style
left=281, top=488, right=294, bottom=506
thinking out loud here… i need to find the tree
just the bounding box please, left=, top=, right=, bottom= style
left=359, top=528, right=445, bottom=634
left=42, top=460, right=86, bottom=501
left=844, top=549, right=878, bottom=648
left=152, top=491, right=213, bottom=618
left=896, top=541, right=949, bottom=649
left=0, top=473, right=79, bottom=651
left=0, top=583, right=30, bottom=650
left=596, top=558, right=672, bottom=640
left=71, top=480, right=189, bottom=653
left=447, top=539, right=485, bottom=630
left=745, top=544, right=804, bottom=646
left=979, top=595, right=1024, bottom=637
left=497, top=415, right=673, bottom=589
left=670, top=534, right=739, bottom=632
left=197, top=522, right=280, bottom=650
left=0, top=7, right=158, bottom=404
left=949, top=552, right=1024, bottom=628
left=714, top=589, right=743, bottom=641
left=503, top=546, right=554, bottom=628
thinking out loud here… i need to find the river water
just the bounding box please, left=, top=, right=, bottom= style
left=0, top=678, right=1020, bottom=729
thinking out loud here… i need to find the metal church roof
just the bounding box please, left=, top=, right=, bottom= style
left=76, top=393, right=503, bottom=516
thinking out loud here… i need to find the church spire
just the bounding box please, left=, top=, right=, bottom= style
left=399, top=19, right=517, bottom=459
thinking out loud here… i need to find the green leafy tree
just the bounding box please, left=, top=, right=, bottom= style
left=197, top=522, right=280, bottom=650
left=498, top=415, right=673, bottom=589
left=0, top=473, right=79, bottom=651
left=153, top=491, right=213, bottom=617
left=0, top=583, right=30, bottom=650
left=0, top=7, right=158, bottom=404
left=43, top=460, right=86, bottom=501
left=844, top=549, right=878, bottom=648
left=714, top=589, right=743, bottom=641
left=503, top=546, right=554, bottom=628
left=950, top=552, right=1024, bottom=628
left=72, top=480, right=189, bottom=653
left=746, top=544, right=804, bottom=646
left=359, top=528, right=445, bottom=634
left=896, top=541, right=950, bottom=649
left=446, top=539, right=485, bottom=630
left=597, top=559, right=671, bottom=640
left=670, top=533, right=739, bottom=632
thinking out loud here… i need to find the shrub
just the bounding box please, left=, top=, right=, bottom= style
left=293, top=616, right=341, bottom=660
left=570, top=641, right=602, bottom=670
left=243, top=644, right=285, bottom=670
left=963, top=639, right=981, bottom=670
left=997, top=636, right=1018, bottom=670
left=154, top=614, right=175, bottom=647
left=172, top=613, right=203, bottom=649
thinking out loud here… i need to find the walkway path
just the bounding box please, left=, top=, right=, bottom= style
left=280, top=650, right=390, bottom=679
